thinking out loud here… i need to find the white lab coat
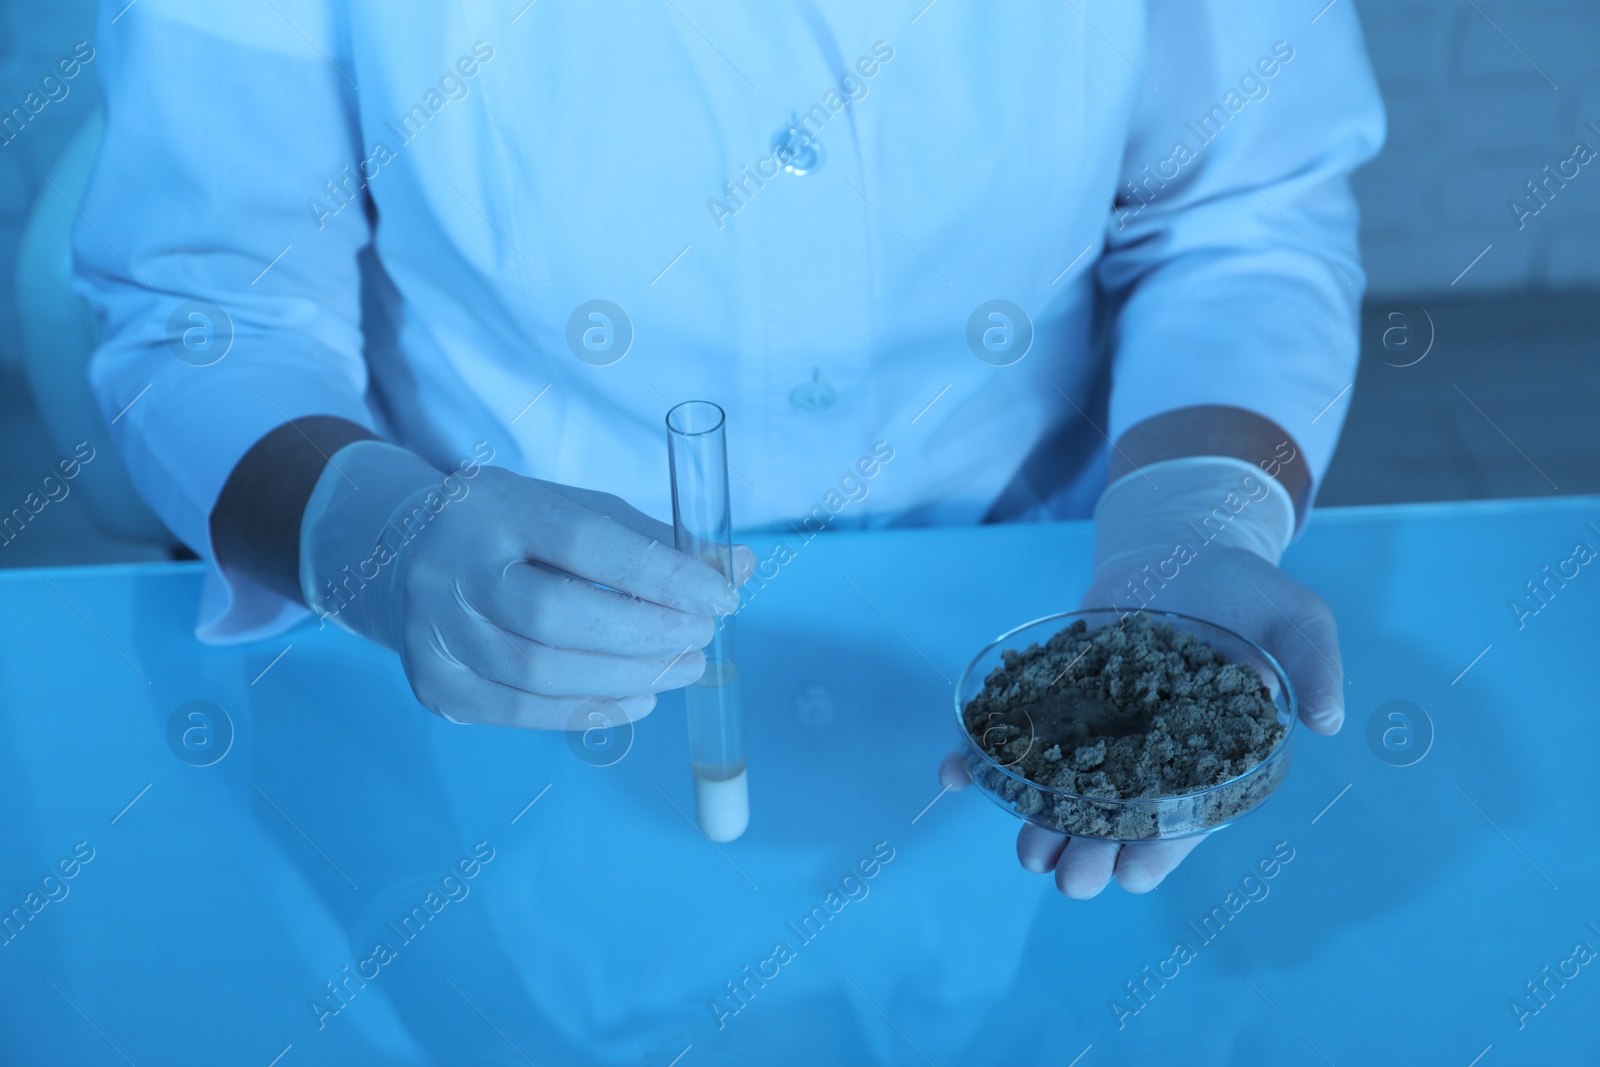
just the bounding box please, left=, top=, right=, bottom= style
left=75, top=0, right=1382, bottom=640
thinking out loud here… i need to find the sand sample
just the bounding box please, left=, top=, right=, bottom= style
left=961, top=613, right=1289, bottom=839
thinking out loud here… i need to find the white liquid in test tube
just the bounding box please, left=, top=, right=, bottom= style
left=688, top=656, right=748, bottom=842
left=667, top=401, right=750, bottom=843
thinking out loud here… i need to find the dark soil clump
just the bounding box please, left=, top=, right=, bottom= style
left=961, top=613, right=1289, bottom=839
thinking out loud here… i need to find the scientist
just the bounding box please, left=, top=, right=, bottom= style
left=75, top=1, right=1383, bottom=899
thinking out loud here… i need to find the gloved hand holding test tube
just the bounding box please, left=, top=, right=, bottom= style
left=667, top=401, right=750, bottom=843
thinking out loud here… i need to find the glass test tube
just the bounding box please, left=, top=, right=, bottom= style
left=666, top=401, right=749, bottom=843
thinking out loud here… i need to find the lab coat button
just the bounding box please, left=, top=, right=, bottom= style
left=772, top=116, right=822, bottom=176
left=789, top=370, right=836, bottom=411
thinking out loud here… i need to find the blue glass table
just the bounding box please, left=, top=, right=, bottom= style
left=1, top=497, right=1596, bottom=1065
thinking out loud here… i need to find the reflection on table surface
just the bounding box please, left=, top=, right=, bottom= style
left=1, top=497, right=1596, bottom=1066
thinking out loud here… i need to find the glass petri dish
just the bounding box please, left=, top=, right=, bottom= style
left=954, top=609, right=1297, bottom=842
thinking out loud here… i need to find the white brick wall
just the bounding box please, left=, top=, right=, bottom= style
left=0, top=0, right=1590, bottom=369
left=1354, top=0, right=1600, bottom=297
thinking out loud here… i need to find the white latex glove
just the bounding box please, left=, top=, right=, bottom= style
left=299, top=440, right=752, bottom=727
left=941, top=456, right=1344, bottom=898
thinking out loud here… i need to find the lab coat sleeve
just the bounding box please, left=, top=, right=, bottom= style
left=1096, top=1, right=1385, bottom=510
left=74, top=1, right=373, bottom=642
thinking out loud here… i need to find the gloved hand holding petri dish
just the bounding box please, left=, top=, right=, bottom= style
left=941, top=455, right=1345, bottom=897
